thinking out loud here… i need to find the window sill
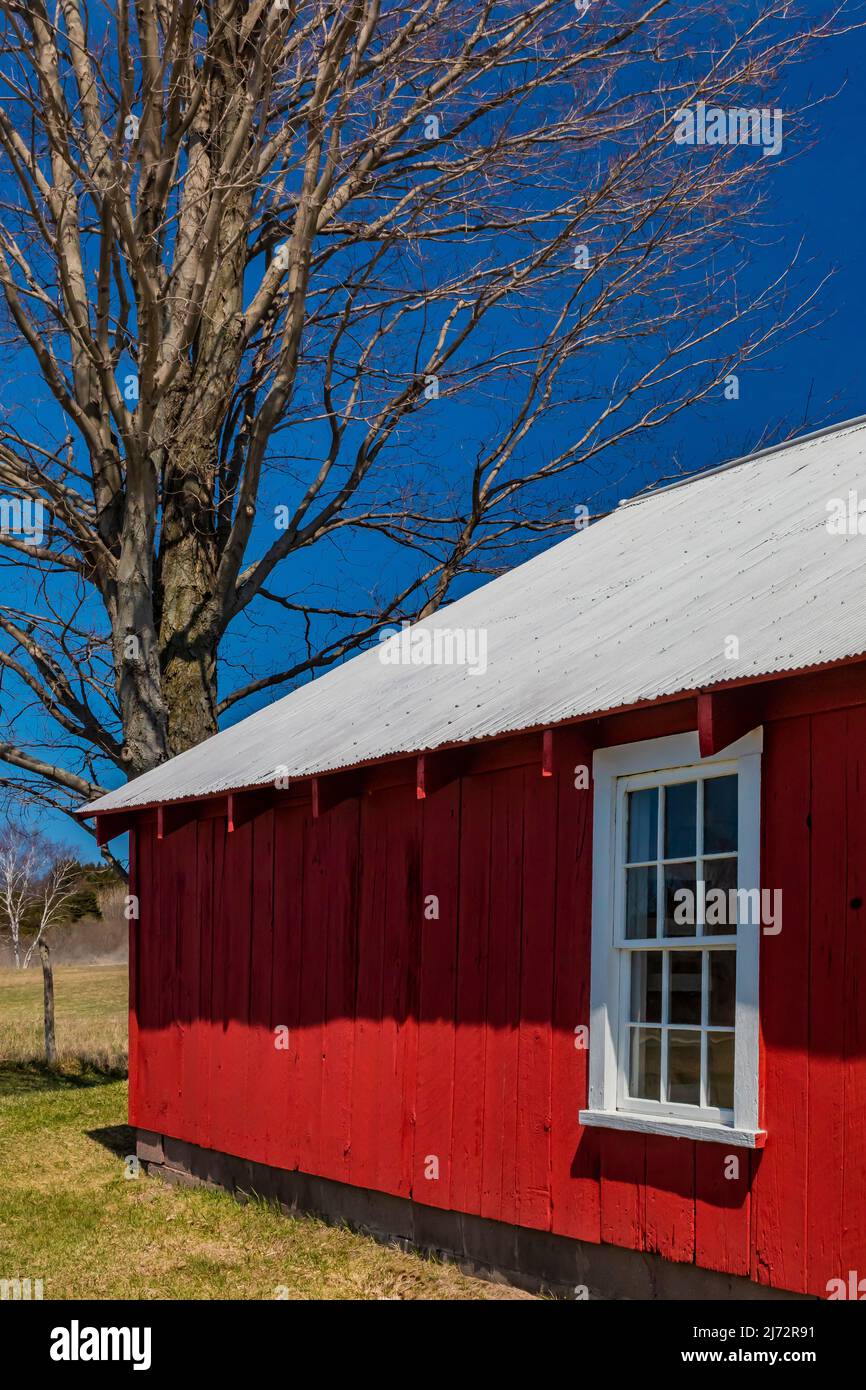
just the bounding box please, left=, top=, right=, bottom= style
left=578, top=1108, right=766, bottom=1148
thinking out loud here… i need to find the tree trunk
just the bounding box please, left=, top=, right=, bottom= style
left=158, top=480, right=220, bottom=759
left=160, top=619, right=219, bottom=757
left=113, top=456, right=170, bottom=776
left=39, top=940, right=57, bottom=1068
left=153, top=174, right=250, bottom=760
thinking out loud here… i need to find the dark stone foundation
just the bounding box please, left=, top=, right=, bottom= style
left=136, top=1129, right=810, bottom=1301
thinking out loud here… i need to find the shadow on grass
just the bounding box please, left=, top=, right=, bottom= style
left=87, top=1123, right=136, bottom=1158
left=0, top=1058, right=127, bottom=1097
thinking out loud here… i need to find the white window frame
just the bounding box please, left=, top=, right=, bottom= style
left=579, top=728, right=765, bottom=1147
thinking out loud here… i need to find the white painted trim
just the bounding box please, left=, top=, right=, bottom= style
left=585, top=728, right=763, bottom=1141
left=594, top=727, right=762, bottom=780
left=732, top=750, right=761, bottom=1134
left=578, top=1108, right=766, bottom=1148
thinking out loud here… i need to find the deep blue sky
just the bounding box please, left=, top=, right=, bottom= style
left=5, top=14, right=865, bottom=858
left=657, top=20, right=866, bottom=463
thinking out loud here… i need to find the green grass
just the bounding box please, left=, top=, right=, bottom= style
left=0, top=965, right=528, bottom=1300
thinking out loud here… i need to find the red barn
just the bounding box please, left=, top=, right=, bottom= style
left=81, top=418, right=866, bottom=1299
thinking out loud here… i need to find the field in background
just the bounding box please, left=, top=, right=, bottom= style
left=0, top=964, right=127, bottom=1075
left=0, top=963, right=527, bottom=1299
left=0, top=908, right=128, bottom=971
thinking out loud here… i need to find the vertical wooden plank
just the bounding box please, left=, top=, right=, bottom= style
left=222, top=820, right=253, bottom=1157
left=138, top=819, right=169, bottom=1135
left=399, top=790, right=423, bottom=1197
left=133, top=822, right=155, bottom=1130
left=127, top=826, right=139, bottom=1130
left=516, top=768, right=557, bottom=1231
left=157, top=828, right=184, bottom=1136
left=450, top=772, right=492, bottom=1216
left=751, top=716, right=810, bottom=1292
left=267, top=805, right=306, bottom=1172
left=599, top=1130, right=646, bottom=1250
left=376, top=785, right=422, bottom=1198
left=189, top=818, right=214, bottom=1152
left=806, top=710, right=847, bottom=1294
left=351, top=793, right=387, bottom=1191
left=296, top=809, right=330, bottom=1177
left=551, top=734, right=600, bottom=1242
left=170, top=821, right=198, bottom=1143
left=413, top=779, right=461, bottom=1209
left=695, top=1143, right=751, bottom=1276
left=207, top=818, right=230, bottom=1155
left=153, top=820, right=173, bottom=1137
left=842, top=705, right=866, bottom=1288
left=245, top=810, right=276, bottom=1166
left=644, top=1136, right=695, bottom=1263
left=480, top=767, right=524, bottom=1224
left=318, top=800, right=360, bottom=1185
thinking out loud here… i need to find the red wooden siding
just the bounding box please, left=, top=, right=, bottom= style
left=132, top=696, right=866, bottom=1296
left=414, top=779, right=460, bottom=1208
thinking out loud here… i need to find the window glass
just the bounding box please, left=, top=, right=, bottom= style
left=708, top=1032, right=735, bottom=1110
left=625, top=865, right=657, bottom=939
left=630, top=1028, right=661, bottom=1101
left=631, top=951, right=662, bottom=1023
left=619, top=767, right=742, bottom=1118
left=663, top=862, right=697, bottom=937
left=627, top=787, right=658, bottom=863
left=664, top=780, right=696, bottom=858
left=669, top=951, right=702, bottom=1024
left=704, top=775, right=738, bottom=854
left=709, top=951, right=736, bottom=1027
left=667, top=1031, right=701, bottom=1105
left=703, top=856, right=738, bottom=934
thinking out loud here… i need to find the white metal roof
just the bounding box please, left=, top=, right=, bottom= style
left=83, top=416, right=866, bottom=815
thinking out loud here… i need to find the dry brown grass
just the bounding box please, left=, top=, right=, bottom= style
left=0, top=964, right=127, bottom=1074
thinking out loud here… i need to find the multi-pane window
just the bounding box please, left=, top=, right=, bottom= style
left=618, top=770, right=739, bottom=1120
left=582, top=731, right=762, bottom=1146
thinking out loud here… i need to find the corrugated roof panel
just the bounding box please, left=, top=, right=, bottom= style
left=82, top=418, right=866, bottom=814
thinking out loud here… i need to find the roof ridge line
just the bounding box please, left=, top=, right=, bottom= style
left=617, top=412, right=866, bottom=511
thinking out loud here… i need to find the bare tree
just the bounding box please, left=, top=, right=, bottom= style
left=0, top=824, right=37, bottom=966
left=30, top=852, right=80, bottom=1068
left=0, top=0, right=845, bottom=820
left=0, top=823, right=79, bottom=1066
left=0, top=824, right=79, bottom=966
left=22, top=853, right=81, bottom=969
